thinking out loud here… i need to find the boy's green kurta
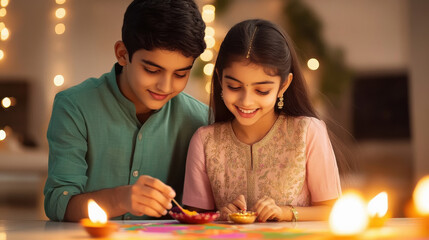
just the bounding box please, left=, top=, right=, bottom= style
left=44, top=63, right=208, bottom=221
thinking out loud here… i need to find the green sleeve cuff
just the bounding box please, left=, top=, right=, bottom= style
left=44, top=186, right=81, bottom=221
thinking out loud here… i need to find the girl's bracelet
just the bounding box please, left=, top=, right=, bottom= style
left=288, top=205, right=298, bottom=222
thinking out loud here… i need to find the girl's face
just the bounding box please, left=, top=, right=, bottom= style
left=221, top=60, right=286, bottom=127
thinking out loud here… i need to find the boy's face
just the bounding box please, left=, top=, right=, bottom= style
left=119, top=48, right=195, bottom=114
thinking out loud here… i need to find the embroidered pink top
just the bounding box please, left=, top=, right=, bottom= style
left=182, top=115, right=341, bottom=211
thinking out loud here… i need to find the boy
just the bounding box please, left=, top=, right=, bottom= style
left=44, top=0, right=207, bottom=221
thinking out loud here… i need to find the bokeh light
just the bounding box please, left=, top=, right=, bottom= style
left=307, top=58, right=320, bottom=70
left=1, top=27, right=9, bottom=40
left=54, top=75, right=65, bottom=86
left=205, top=27, right=215, bottom=37
left=203, top=63, right=214, bottom=76
left=200, top=49, right=213, bottom=62
left=0, top=0, right=9, bottom=7
left=55, top=8, right=66, bottom=19
left=55, top=0, right=66, bottom=4
left=413, top=175, right=429, bottom=215
left=329, top=192, right=368, bottom=236
left=55, top=23, right=65, bottom=35
left=0, top=8, right=6, bottom=17
left=202, top=5, right=215, bottom=23
left=1, top=97, right=11, bottom=108
left=0, top=129, right=6, bottom=141
left=204, top=36, right=215, bottom=49
left=205, top=81, right=211, bottom=94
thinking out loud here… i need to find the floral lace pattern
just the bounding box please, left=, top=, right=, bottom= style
left=201, top=115, right=311, bottom=210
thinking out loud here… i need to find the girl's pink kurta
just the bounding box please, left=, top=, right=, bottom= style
left=183, top=115, right=341, bottom=210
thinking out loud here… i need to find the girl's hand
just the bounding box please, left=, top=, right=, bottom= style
left=252, top=196, right=283, bottom=222
left=219, top=194, right=246, bottom=220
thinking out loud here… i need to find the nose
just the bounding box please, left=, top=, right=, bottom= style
left=156, top=74, right=172, bottom=93
left=239, top=90, right=253, bottom=107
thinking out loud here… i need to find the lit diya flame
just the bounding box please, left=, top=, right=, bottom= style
left=413, top=175, right=429, bottom=235
left=88, top=199, right=107, bottom=224
left=413, top=175, right=429, bottom=216
left=368, top=192, right=388, bottom=217
left=81, top=199, right=118, bottom=238
left=329, top=192, right=368, bottom=236
left=367, top=192, right=388, bottom=227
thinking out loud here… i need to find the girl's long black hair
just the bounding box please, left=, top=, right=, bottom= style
left=210, top=19, right=317, bottom=122
left=209, top=19, right=352, bottom=176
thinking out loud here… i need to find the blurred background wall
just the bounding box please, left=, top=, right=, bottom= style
left=0, top=0, right=428, bottom=220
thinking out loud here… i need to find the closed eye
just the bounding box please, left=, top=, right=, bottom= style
left=175, top=73, right=187, bottom=78
left=144, top=67, right=160, bottom=74
left=257, top=90, right=270, bottom=95
left=227, top=85, right=241, bottom=91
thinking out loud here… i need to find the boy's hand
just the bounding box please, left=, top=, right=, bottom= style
left=219, top=194, right=246, bottom=220
left=252, top=196, right=282, bottom=222
left=123, top=175, right=175, bottom=217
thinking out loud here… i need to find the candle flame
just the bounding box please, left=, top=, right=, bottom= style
left=368, top=192, right=388, bottom=217
left=329, top=192, right=368, bottom=236
left=413, top=175, right=429, bottom=215
left=88, top=199, right=107, bottom=223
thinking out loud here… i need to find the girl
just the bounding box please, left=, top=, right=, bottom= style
left=183, top=19, right=343, bottom=222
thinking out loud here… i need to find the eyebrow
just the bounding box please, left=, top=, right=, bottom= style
left=224, top=75, right=275, bottom=85
left=141, top=59, right=193, bottom=71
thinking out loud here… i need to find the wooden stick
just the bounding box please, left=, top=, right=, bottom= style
left=171, top=198, right=187, bottom=214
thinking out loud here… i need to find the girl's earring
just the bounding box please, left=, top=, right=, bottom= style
left=221, top=91, right=224, bottom=100
left=277, top=95, right=284, bottom=109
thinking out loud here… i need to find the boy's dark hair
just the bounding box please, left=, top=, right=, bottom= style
left=122, top=0, right=206, bottom=62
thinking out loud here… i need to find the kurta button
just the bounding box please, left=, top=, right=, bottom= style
left=133, top=170, right=139, bottom=177
left=63, top=191, right=69, bottom=196
left=138, top=133, right=142, bottom=140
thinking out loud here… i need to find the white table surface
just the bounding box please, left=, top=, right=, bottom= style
left=0, top=218, right=424, bottom=240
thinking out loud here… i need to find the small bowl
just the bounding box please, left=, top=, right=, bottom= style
left=229, top=211, right=258, bottom=224
left=169, top=207, right=220, bottom=224
left=80, top=218, right=119, bottom=238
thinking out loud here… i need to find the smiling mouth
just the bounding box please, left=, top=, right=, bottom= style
left=237, top=107, right=258, bottom=114
left=149, top=90, right=169, bottom=100
left=235, top=106, right=260, bottom=119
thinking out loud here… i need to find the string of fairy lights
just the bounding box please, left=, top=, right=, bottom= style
left=199, top=4, right=216, bottom=94
left=0, top=0, right=10, bottom=61
left=53, top=0, right=66, bottom=87
left=1, top=0, right=68, bottom=142
left=197, top=3, right=319, bottom=94
left=0, top=0, right=10, bottom=141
